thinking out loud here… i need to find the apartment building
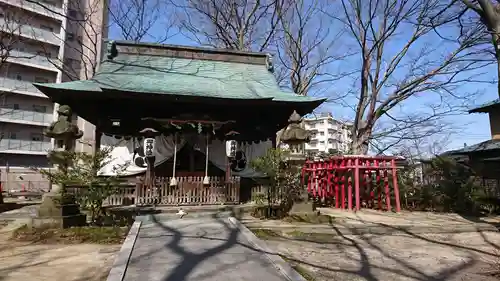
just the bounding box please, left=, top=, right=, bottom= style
left=303, top=112, right=352, bottom=155
left=0, top=0, right=107, bottom=188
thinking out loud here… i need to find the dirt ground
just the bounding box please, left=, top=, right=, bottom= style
left=263, top=230, right=500, bottom=281
left=0, top=229, right=120, bottom=281
left=249, top=209, right=500, bottom=281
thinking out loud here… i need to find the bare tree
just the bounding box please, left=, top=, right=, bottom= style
left=461, top=0, right=500, bottom=96
left=26, top=0, right=176, bottom=81
left=108, top=0, right=176, bottom=43
left=172, top=0, right=281, bottom=51
left=23, top=0, right=106, bottom=81
left=275, top=0, right=353, bottom=96
left=329, top=0, right=490, bottom=154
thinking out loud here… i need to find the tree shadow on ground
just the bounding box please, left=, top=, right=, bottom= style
left=125, top=211, right=492, bottom=281
left=263, top=218, right=497, bottom=281
left=456, top=214, right=500, bottom=251
left=128, top=212, right=275, bottom=281
left=347, top=214, right=500, bottom=258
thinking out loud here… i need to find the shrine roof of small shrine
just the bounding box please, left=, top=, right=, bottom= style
left=34, top=40, right=325, bottom=105
left=469, top=99, right=500, bottom=113
left=444, top=139, right=500, bottom=156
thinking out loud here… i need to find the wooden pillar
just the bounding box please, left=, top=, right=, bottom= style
left=271, top=131, right=277, bottom=149
left=94, top=127, right=102, bottom=155
left=189, top=145, right=195, bottom=173
left=347, top=159, right=352, bottom=211
left=391, top=159, right=401, bottom=212
left=354, top=158, right=360, bottom=211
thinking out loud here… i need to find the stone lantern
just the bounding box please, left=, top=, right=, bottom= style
left=280, top=110, right=310, bottom=149
left=35, top=105, right=86, bottom=228
left=280, top=110, right=316, bottom=215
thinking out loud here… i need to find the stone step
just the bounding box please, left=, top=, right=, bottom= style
left=112, top=204, right=255, bottom=217
left=136, top=211, right=234, bottom=224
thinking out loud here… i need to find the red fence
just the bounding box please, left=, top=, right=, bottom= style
left=301, top=156, right=401, bottom=212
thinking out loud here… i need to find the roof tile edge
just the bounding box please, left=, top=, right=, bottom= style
left=103, top=39, right=272, bottom=65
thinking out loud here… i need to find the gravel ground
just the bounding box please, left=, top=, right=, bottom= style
left=260, top=228, right=500, bottom=281
left=0, top=205, right=120, bottom=281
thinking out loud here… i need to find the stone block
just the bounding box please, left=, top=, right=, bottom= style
left=34, top=192, right=86, bottom=228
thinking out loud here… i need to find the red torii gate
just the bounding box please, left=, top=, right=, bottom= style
left=301, top=155, right=401, bottom=212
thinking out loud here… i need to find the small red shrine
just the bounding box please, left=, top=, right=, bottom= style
left=302, top=155, right=402, bottom=212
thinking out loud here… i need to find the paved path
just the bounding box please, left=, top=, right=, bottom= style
left=123, top=214, right=289, bottom=281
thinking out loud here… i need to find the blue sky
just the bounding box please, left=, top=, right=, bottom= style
left=107, top=13, right=496, bottom=153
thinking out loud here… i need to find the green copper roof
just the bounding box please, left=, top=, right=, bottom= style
left=34, top=41, right=325, bottom=104
left=469, top=99, right=500, bottom=113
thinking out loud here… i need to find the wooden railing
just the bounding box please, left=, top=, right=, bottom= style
left=66, top=176, right=240, bottom=206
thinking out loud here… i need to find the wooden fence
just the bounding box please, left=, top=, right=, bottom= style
left=66, top=176, right=240, bottom=206
left=136, top=176, right=240, bottom=205
left=66, top=184, right=136, bottom=206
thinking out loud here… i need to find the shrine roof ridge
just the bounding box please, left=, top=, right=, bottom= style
left=106, top=40, right=272, bottom=66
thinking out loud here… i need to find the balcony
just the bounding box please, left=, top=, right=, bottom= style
left=0, top=138, right=51, bottom=154
left=0, top=17, right=61, bottom=46
left=7, top=50, right=58, bottom=71
left=2, top=0, right=64, bottom=20
left=0, top=77, right=48, bottom=97
left=0, top=108, right=52, bottom=126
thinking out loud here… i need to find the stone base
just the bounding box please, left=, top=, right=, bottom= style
left=31, top=215, right=87, bottom=229
left=34, top=192, right=86, bottom=228
left=289, top=201, right=318, bottom=216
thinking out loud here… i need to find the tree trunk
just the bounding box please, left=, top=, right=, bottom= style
left=496, top=38, right=500, bottom=98
left=351, top=139, right=369, bottom=155
left=350, top=127, right=370, bottom=155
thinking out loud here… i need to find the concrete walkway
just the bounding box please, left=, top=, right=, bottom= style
left=123, top=214, right=291, bottom=281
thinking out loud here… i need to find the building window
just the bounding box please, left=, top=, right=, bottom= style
left=9, top=132, right=17, bottom=139
left=67, top=33, right=75, bottom=41
left=37, top=51, right=52, bottom=58
left=319, top=141, right=325, bottom=145
left=320, top=131, right=324, bottom=136
left=31, top=133, right=43, bottom=141
left=33, top=105, right=47, bottom=113
left=34, top=77, right=49, bottom=83
left=15, top=75, right=22, bottom=80
left=68, top=9, right=77, bottom=18
left=40, top=25, right=54, bottom=32
left=12, top=104, right=19, bottom=110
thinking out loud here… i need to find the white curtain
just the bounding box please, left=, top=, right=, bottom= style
left=99, top=133, right=270, bottom=178
left=193, top=136, right=271, bottom=178
left=99, top=134, right=186, bottom=176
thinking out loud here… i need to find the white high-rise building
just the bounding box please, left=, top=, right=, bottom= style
left=303, top=112, right=352, bottom=155
left=0, top=0, right=107, bottom=190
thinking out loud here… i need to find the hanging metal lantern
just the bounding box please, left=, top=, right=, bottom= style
left=226, top=140, right=237, bottom=158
